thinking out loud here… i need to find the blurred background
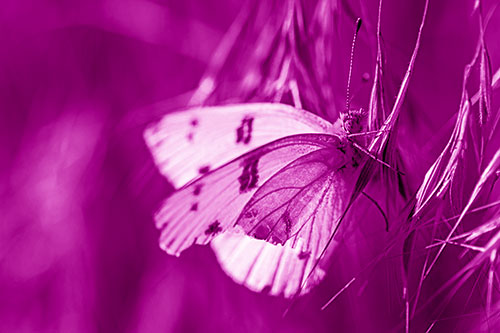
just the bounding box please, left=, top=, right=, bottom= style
left=1, top=0, right=499, bottom=332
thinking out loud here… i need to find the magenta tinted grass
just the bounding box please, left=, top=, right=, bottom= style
left=1, top=1, right=500, bottom=332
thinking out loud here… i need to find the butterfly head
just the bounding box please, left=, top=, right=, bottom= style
left=341, top=108, right=366, bottom=135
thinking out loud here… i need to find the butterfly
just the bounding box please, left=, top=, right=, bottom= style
left=144, top=102, right=369, bottom=297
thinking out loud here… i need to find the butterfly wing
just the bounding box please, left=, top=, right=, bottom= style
left=146, top=103, right=358, bottom=296
left=211, top=231, right=339, bottom=297
left=210, top=147, right=360, bottom=296
left=155, top=134, right=341, bottom=257
left=144, top=103, right=336, bottom=188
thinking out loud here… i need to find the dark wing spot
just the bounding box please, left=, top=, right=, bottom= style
left=190, top=118, right=199, bottom=127
left=193, top=184, right=203, bottom=196
left=243, top=208, right=259, bottom=219
left=282, top=212, right=292, bottom=238
left=244, top=117, right=253, bottom=144
left=298, top=251, right=310, bottom=260
left=236, top=125, right=244, bottom=143
left=238, top=158, right=259, bottom=193
left=205, top=221, right=223, bottom=236
left=249, top=159, right=258, bottom=188
left=199, top=165, right=210, bottom=174
left=270, top=235, right=284, bottom=244
left=235, top=116, right=254, bottom=145
left=187, top=133, right=194, bottom=141
left=252, top=224, right=284, bottom=244
left=253, top=225, right=270, bottom=240
left=190, top=202, right=198, bottom=211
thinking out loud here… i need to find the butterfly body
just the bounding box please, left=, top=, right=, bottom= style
left=145, top=103, right=364, bottom=296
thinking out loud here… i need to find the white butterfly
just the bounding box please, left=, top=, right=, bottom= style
left=144, top=102, right=367, bottom=297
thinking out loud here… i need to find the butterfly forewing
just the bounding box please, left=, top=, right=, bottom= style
left=144, top=103, right=335, bottom=188
left=155, top=134, right=340, bottom=257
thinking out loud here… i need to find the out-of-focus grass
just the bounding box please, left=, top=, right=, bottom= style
left=1, top=0, right=500, bottom=332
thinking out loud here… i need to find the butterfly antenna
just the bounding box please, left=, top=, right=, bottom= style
left=345, top=18, right=362, bottom=112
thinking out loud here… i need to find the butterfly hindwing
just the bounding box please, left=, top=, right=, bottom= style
left=144, top=103, right=335, bottom=188
left=155, top=134, right=340, bottom=257
left=211, top=231, right=337, bottom=297
left=212, top=145, right=359, bottom=296
left=236, top=148, right=343, bottom=244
